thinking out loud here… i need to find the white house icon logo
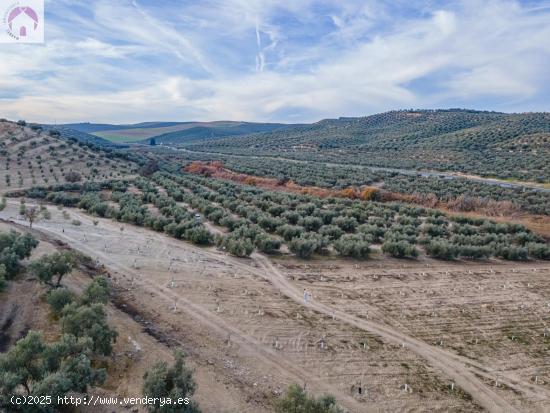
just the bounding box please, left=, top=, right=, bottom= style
left=1, top=0, right=44, bottom=43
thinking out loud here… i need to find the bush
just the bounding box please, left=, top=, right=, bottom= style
left=184, top=227, right=213, bottom=245
left=30, top=251, right=75, bottom=287
left=277, top=224, right=304, bottom=241
left=218, top=235, right=254, bottom=257
left=425, top=241, right=458, bottom=260
left=81, top=277, right=110, bottom=305
left=46, top=287, right=75, bottom=315
left=0, top=264, right=6, bottom=292
left=332, top=216, right=358, bottom=232
left=457, top=245, right=491, bottom=259
left=300, top=216, right=323, bottom=232
left=274, top=384, right=343, bottom=413
left=255, top=233, right=281, bottom=253
left=496, top=245, right=528, bottom=261
left=64, top=171, right=82, bottom=183
left=357, top=224, right=385, bottom=243
left=142, top=351, right=201, bottom=413
left=0, top=331, right=106, bottom=409
left=527, top=243, right=550, bottom=260
left=319, top=225, right=344, bottom=241
left=61, top=303, right=118, bottom=356
left=0, top=231, right=38, bottom=279
left=423, top=224, right=449, bottom=237
left=288, top=236, right=318, bottom=259
left=381, top=240, right=418, bottom=258
left=334, top=234, right=371, bottom=258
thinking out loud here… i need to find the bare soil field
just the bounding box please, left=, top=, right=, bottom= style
left=0, top=220, right=254, bottom=413
left=2, top=200, right=549, bottom=412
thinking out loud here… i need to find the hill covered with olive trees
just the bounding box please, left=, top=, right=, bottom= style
left=186, top=109, right=550, bottom=182
left=0, top=119, right=139, bottom=192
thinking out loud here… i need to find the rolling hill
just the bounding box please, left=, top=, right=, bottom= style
left=41, top=125, right=119, bottom=148
left=186, top=109, right=550, bottom=182
left=139, top=121, right=301, bottom=145
left=0, top=120, right=139, bottom=192
left=60, top=121, right=300, bottom=143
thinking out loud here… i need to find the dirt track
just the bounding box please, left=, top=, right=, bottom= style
left=3, top=200, right=550, bottom=412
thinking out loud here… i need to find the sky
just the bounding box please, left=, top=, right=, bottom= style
left=0, top=0, right=550, bottom=124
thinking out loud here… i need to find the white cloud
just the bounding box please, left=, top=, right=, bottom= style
left=0, top=0, right=549, bottom=123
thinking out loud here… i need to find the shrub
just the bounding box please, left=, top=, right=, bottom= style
left=425, top=241, right=458, bottom=260
left=258, top=215, right=282, bottom=232
left=288, top=236, right=318, bottom=259
left=332, top=216, right=358, bottom=232
left=0, top=231, right=38, bottom=278
left=319, top=225, right=344, bottom=241
left=46, top=287, right=75, bottom=315
left=184, top=227, right=213, bottom=245
left=300, top=216, right=323, bottom=232
left=274, top=384, right=343, bottom=413
left=60, top=303, right=118, bottom=356
left=142, top=351, right=201, bottom=413
left=423, top=223, right=449, bottom=237
left=218, top=235, right=254, bottom=257
left=0, top=264, right=6, bottom=292
left=457, top=245, right=491, bottom=260
left=281, top=211, right=301, bottom=225
left=81, top=277, right=109, bottom=305
left=334, top=234, right=371, bottom=258
left=357, top=224, right=385, bottom=242
left=496, top=245, right=528, bottom=261
left=64, top=171, right=82, bottom=183
left=30, top=251, right=75, bottom=287
left=0, top=331, right=106, bottom=408
left=277, top=224, right=304, bottom=241
left=527, top=243, right=550, bottom=260
left=381, top=240, right=418, bottom=258
left=255, top=233, right=281, bottom=253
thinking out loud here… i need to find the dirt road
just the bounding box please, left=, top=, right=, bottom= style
left=4, top=200, right=547, bottom=412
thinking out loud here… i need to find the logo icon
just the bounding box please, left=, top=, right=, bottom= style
left=1, top=0, right=44, bottom=43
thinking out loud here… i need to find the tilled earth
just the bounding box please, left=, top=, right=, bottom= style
left=1, top=202, right=549, bottom=412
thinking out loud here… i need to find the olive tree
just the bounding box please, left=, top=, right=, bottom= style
left=80, top=276, right=110, bottom=305
left=30, top=251, right=75, bottom=287
left=334, top=234, right=371, bottom=259
left=0, top=331, right=105, bottom=410
left=381, top=240, right=418, bottom=258
left=142, top=351, right=201, bottom=413
left=0, top=264, right=6, bottom=292
left=46, top=288, right=75, bottom=315
left=274, top=384, right=344, bottom=413
left=60, top=303, right=117, bottom=356
left=24, top=206, right=40, bottom=228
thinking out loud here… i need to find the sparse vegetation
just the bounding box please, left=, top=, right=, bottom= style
left=274, top=384, right=344, bottom=413
left=142, top=351, right=201, bottom=413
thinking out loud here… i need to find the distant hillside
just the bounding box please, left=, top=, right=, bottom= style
left=41, top=125, right=118, bottom=148
left=142, top=122, right=300, bottom=145
left=61, top=122, right=188, bottom=134
left=0, top=120, right=138, bottom=192
left=187, top=109, right=550, bottom=182
left=59, top=121, right=299, bottom=143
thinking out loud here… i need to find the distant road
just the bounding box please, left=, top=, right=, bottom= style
left=173, top=147, right=550, bottom=194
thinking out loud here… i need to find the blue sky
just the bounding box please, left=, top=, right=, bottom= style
left=1, top=0, right=550, bottom=123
